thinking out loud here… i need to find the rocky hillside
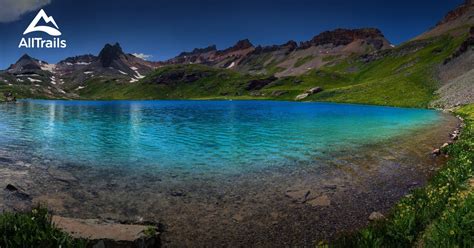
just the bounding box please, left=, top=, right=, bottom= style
left=432, top=27, right=474, bottom=108
left=164, top=28, right=391, bottom=76
left=415, top=0, right=473, bottom=40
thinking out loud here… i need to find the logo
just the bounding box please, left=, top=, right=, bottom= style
left=24, top=9, right=61, bottom=36
left=18, top=9, right=67, bottom=49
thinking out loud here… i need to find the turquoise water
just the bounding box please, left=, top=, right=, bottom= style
left=0, top=100, right=440, bottom=173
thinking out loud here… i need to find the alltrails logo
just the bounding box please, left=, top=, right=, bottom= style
left=18, top=9, right=67, bottom=49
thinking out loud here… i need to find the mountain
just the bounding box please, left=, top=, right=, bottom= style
left=56, top=43, right=156, bottom=86
left=7, top=54, right=43, bottom=74
left=0, top=2, right=472, bottom=108
left=415, top=0, right=474, bottom=40
left=164, top=28, right=391, bottom=76
left=166, top=39, right=255, bottom=69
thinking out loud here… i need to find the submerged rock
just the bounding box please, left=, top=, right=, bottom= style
left=47, top=167, right=78, bottom=183
left=170, top=190, right=185, bottom=197
left=285, top=189, right=311, bottom=203
left=306, top=195, right=331, bottom=207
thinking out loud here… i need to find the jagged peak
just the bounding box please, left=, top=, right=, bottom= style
left=98, top=42, right=126, bottom=67
left=217, top=39, right=254, bottom=55
left=178, top=45, right=217, bottom=57
left=231, top=39, right=253, bottom=50
left=299, top=28, right=388, bottom=49
left=18, top=54, right=34, bottom=61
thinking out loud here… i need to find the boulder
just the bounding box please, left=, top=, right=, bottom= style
left=295, top=93, right=309, bottom=101
left=5, top=184, right=18, bottom=191
left=271, top=90, right=288, bottom=97
left=368, top=211, right=385, bottom=221
left=294, top=86, right=324, bottom=100
left=52, top=216, right=160, bottom=247
left=307, top=87, right=323, bottom=94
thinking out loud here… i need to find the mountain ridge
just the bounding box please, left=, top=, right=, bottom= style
left=1, top=2, right=472, bottom=108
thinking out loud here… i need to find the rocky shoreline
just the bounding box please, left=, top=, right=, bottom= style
left=0, top=111, right=461, bottom=247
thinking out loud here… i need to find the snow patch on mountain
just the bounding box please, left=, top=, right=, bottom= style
left=28, top=77, right=42, bottom=83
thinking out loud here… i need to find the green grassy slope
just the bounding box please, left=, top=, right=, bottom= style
left=77, top=64, right=269, bottom=100
left=265, top=35, right=465, bottom=107
left=73, top=35, right=465, bottom=108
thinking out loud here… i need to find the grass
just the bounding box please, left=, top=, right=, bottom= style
left=303, top=35, right=466, bottom=107
left=2, top=34, right=466, bottom=108
left=330, top=104, right=474, bottom=247
left=0, top=207, right=86, bottom=247
left=77, top=64, right=267, bottom=100
left=294, top=55, right=314, bottom=68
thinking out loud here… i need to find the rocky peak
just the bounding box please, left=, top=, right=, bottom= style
left=178, top=45, right=217, bottom=57
left=8, top=54, right=42, bottom=73
left=283, top=40, right=298, bottom=50
left=98, top=43, right=126, bottom=67
left=219, top=39, right=254, bottom=54
left=18, top=54, right=34, bottom=61
left=436, top=0, right=474, bottom=26
left=300, top=28, right=387, bottom=49
left=60, top=54, right=97, bottom=65
left=253, top=40, right=298, bottom=54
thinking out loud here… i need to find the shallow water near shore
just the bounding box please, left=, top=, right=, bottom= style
left=0, top=100, right=459, bottom=246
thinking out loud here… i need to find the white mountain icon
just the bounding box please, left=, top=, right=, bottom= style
left=23, top=9, right=61, bottom=36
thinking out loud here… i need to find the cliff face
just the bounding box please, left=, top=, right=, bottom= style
left=299, top=28, right=389, bottom=49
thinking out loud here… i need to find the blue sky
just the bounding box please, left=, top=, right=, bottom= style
left=0, top=0, right=464, bottom=68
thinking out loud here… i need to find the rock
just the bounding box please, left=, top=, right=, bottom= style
left=295, top=93, right=309, bottom=101
left=271, top=90, right=288, bottom=97
left=232, top=213, right=244, bottom=222
left=285, top=189, right=311, bottom=203
left=295, top=87, right=324, bottom=100
left=368, top=211, right=385, bottom=221
left=307, top=87, right=323, bottom=94
left=47, top=167, right=78, bottom=183
left=410, top=182, right=419, bottom=187
left=52, top=216, right=160, bottom=247
left=441, top=143, right=450, bottom=149
left=170, top=190, right=185, bottom=197
left=299, top=28, right=389, bottom=50
left=218, top=39, right=254, bottom=54
left=245, top=76, right=277, bottom=91
left=432, top=148, right=441, bottom=156
left=306, top=195, right=331, bottom=207
left=5, top=184, right=18, bottom=191
left=3, top=92, right=16, bottom=102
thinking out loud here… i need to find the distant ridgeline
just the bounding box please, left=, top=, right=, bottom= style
left=0, top=0, right=472, bottom=108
